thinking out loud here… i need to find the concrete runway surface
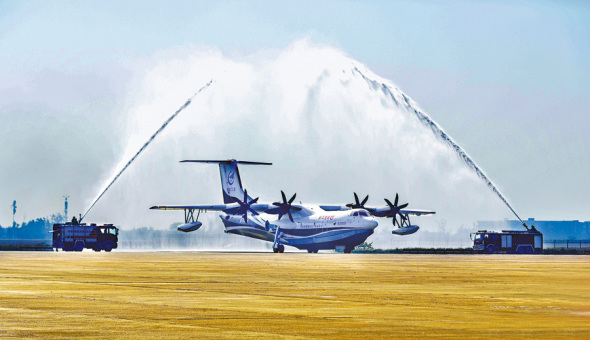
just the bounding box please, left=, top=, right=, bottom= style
left=0, top=252, right=588, bottom=339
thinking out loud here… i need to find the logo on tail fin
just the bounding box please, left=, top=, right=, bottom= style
left=227, top=171, right=235, bottom=185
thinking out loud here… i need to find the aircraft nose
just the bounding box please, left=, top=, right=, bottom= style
left=365, top=218, right=378, bottom=228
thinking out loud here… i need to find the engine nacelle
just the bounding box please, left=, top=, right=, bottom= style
left=177, top=221, right=202, bottom=232
left=392, top=225, right=419, bottom=236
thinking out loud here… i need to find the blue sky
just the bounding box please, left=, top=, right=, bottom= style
left=1, top=0, right=589, bottom=222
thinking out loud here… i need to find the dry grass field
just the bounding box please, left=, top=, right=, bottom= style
left=0, top=252, right=588, bottom=339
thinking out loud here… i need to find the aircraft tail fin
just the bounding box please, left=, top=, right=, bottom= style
left=181, top=160, right=272, bottom=204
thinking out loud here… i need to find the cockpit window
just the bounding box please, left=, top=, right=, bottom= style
left=359, top=211, right=368, bottom=217
left=353, top=212, right=359, bottom=217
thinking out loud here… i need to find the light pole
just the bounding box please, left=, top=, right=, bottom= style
left=63, top=196, right=70, bottom=223
left=11, top=200, right=16, bottom=228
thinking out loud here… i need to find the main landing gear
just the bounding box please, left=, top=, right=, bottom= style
left=272, top=226, right=285, bottom=253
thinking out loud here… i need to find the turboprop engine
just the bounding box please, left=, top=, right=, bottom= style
left=177, top=221, right=202, bottom=232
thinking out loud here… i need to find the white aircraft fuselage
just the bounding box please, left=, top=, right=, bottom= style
left=151, top=159, right=434, bottom=253
left=221, top=207, right=378, bottom=253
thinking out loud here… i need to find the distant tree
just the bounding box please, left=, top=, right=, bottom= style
left=356, top=242, right=374, bottom=251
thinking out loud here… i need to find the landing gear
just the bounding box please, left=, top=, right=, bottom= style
left=272, top=226, right=284, bottom=253
left=307, top=248, right=319, bottom=253
left=343, top=246, right=353, bottom=254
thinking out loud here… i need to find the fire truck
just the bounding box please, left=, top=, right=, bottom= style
left=471, top=226, right=543, bottom=254
left=52, top=223, right=119, bottom=252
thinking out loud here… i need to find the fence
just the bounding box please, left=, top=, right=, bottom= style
left=544, top=239, right=590, bottom=249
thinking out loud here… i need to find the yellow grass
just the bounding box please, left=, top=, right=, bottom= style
left=0, top=252, right=588, bottom=339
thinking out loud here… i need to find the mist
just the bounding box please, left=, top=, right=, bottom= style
left=79, top=40, right=508, bottom=248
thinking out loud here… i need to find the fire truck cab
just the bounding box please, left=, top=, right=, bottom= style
left=471, top=229, right=543, bottom=254
left=52, top=223, right=119, bottom=252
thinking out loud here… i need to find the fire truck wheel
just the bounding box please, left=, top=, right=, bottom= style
left=486, top=245, right=494, bottom=254
left=74, top=241, right=84, bottom=252
left=104, top=241, right=113, bottom=252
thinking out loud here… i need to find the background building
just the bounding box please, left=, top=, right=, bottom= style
left=477, top=218, right=590, bottom=240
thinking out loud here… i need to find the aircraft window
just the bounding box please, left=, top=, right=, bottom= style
left=353, top=212, right=359, bottom=217
left=359, top=211, right=368, bottom=217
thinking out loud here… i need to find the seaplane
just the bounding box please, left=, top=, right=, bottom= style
left=150, top=160, right=435, bottom=253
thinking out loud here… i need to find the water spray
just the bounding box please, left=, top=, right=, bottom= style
left=81, top=79, right=214, bottom=221
left=353, top=68, right=530, bottom=230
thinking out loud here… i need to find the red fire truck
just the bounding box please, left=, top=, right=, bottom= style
left=52, top=223, right=119, bottom=252
left=471, top=227, right=543, bottom=254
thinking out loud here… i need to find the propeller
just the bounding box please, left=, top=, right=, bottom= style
left=384, top=193, right=409, bottom=227
left=346, top=192, right=370, bottom=210
left=267, top=190, right=302, bottom=222
left=232, top=189, right=259, bottom=222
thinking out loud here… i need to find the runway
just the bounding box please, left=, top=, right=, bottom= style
left=0, top=252, right=588, bottom=338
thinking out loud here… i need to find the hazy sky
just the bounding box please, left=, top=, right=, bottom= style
left=1, top=0, right=589, bottom=225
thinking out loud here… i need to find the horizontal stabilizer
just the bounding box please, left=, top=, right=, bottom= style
left=180, top=159, right=272, bottom=165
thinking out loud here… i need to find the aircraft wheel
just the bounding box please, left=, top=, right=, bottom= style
left=278, top=245, right=285, bottom=253
left=313, top=249, right=319, bottom=253
left=273, top=247, right=279, bottom=253
left=307, top=249, right=313, bottom=253
left=343, top=247, right=353, bottom=254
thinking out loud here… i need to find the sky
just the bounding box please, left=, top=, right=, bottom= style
left=1, top=0, right=589, bottom=231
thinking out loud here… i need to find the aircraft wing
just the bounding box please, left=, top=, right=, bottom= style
left=369, top=206, right=435, bottom=217
left=150, top=204, right=238, bottom=211
left=399, top=209, right=436, bottom=216
left=319, top=205, right=435, bottom=216
left=149, top=203, right=306, bottom=214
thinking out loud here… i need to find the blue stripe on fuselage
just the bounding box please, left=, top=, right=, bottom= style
left=221, top=215, right=373, bottom=251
